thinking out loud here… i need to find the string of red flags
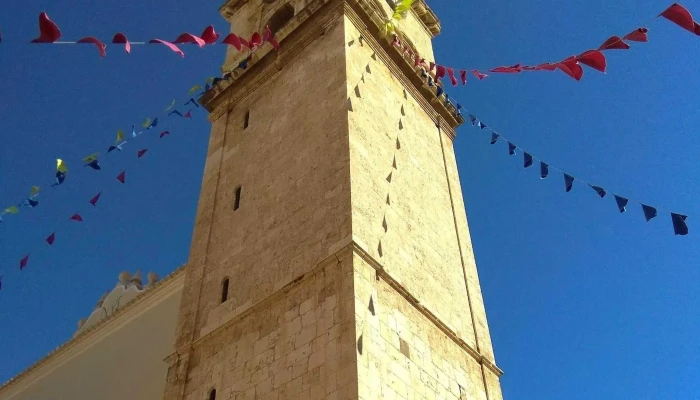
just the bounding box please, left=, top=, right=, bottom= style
left=2, top=12, right=280, bottom=58
left=413, top=73, right=691, bottom=236
left=392, top=3, right=699, bottom=84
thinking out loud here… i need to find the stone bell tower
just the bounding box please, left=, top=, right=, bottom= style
left=162, top=0, right=504, bottom=399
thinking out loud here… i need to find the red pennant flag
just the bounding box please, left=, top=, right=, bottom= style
left=576, top=50, right=606, bottom=73
left=659, top=3, right=700, bottom=35
left=534, top=63, right=557, bottom=71
left=137, top=149, right=148, bottom=158
left=201, top=25, right=221, bottom=44
left=159, top=130, right=170, bottom=138
left=148, top=39, right=185, bottom=57
left=46, top=233, right=56, bottom=245
left=472, top=70, right=489, bottom=80
left=89, top=191, right=102, bottom=206
left=490, top=64, right=523, bottom=73
left=19, top=254, right=29, bottom=270
left=112, top=32, right=131, bottom=54
left=69, top=213, right=83, bottom=222
left=31, top=12, right=61, bottom=43
left=623, top=27, right=649, bottom=42
left=184, top=110, right=192, bottom=119
left=458, top=70, right=467, bottom=85
left=598, top=36, right=630, bottom=50
left=77, top=36, right=107, bottom=58
left=117, top=171, right=126, bottom=184
left=263, top=25, right=280, bottom=51
left=173, top=32, right=206, bottom=47
left=249, top=32, right=263, bottom=49
left=435, top=65, right=446, bottom=80
left=446, top=68, right=458, bottom=86
left=239, top=37, right=250, bottom=49
left=222, top=33, right=243, bottom=51
left=556, top=58, right=584, bottom=81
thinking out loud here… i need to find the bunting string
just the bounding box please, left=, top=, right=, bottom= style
left=391, top=3, right=699, bottom=83
left=0, top=12, right=280, bottom=58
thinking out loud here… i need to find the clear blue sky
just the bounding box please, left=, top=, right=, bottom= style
left=1, top=0, right=698, bottom=398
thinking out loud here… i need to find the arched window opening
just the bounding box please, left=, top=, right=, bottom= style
left=221, top=279, right=229, bottom=303
left=209, top=388, right=217, bottom=400
left=266, top=3, right=295, bottom=36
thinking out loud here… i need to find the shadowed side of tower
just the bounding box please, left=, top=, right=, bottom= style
left=162, top=0, right=503, bottom=399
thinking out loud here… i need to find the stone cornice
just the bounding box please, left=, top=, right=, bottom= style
left=411, top=0, right=440, bottom=37
left=0, top=266, right=187, bottom=396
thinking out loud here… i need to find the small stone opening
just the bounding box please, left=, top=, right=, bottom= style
left=234, top=186, right=242, bottom=211
left=266, top=3, right=295, bottom=36
left=221, top=278, right=229, bottom=303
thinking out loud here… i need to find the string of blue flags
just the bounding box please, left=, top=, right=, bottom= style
left=408, top=51, right=691, bottom=237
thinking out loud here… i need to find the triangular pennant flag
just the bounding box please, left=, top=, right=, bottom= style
left=69, top=213, right=83, bottom=222
left=116, top=129, right=124, bottom=143
left=85, top=160, right=101, bottom=170
left=185, top=98, right=199, bottom=108
left=30, top=186, right=41, bottom=197
left=77, top=36, right=107, bottom=58
left=19, top=254, right=29, bottom=270
left=141, top=118, right=152, bottom=129
left=201, top=25, right=221, bottom=45
left=31, top=12, right=61, bottom=43
left=623, top=27, right=649, bottom=42
left=56, top=159, right=69, bottom=173
left=189, top=85, right=202, bottom=95
left=523, top=152, right=533, bottom=168
left=131, top=124, right=138, bottom=137
left=472, top=70, right=489, bottom=80
left=490, top=132, right=499, bottom=144
left=659, top=3, right=700, bottom=36
left=589, top=184, right=607, bottom=198
left=469, top=114, right=477, bottom=126
left=459, top=70, right=467, bottom=85
left=641, top=204, right=657, bottom=221
left=540, top=162, right=549, bottom=179
left=478, top=121, right=487, bottom=129
left=112, top=32, right=131, bottom=54
left=160, top=131, right=170, bottom=138
left=169, top=110, right=184, bottom=117
left=564, top=173, right=574, bottom=192
left=107, top=144, right=123, bottom=153
left=22, top=199, right=39, bottom=208
left=89, top=191, right=102, bottom=206
left=576, top=50, right=607, bottom=73
left=148, top=39, right=185, bottom=57
left=164, top=99, right=176, bottom=111
left=435, top=85, right=444, bottom=98
left=137, top=149, right=148, bottom=158
left=147, top=118, right=158, bottom=130
left=174, top=33, right=205, bottom=47
left=46, top=233, right=56, bottom=245
left=3, top=205, right=19, bottom=214
left=53, top=171, right=67, bottom=186
left=598, top=36, right=630, bottom=50
left=185, top=110, right=193, bottom=119
left=117, top=171, right=126, bottom=184
left=446, top=67, right=458, bottom=86
left=671, top=213, right=689, bottom=235
left=614, top=195, right=629, bottom=213
left=508, top=142, right=516, bottom=155
left=222, top=33, right=243, bottom=51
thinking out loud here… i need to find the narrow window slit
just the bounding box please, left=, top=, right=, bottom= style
left=234, top=186, right=242, bottom=211
left=244, top=111, right=250, bottom=129
left=221, top=279, right=229, bottom=303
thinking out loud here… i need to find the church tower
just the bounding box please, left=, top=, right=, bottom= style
left=163, top=0, right=504, bottom=399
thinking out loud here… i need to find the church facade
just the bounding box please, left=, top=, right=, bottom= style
left=0, top=0, right=503, bottom=399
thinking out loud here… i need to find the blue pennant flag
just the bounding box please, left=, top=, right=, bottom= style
left=523, top=152, right=533, bottom=168
left=169, top=110, right=184, bottom=117
left=131, top=124, right=138, bottom=138
left=490, top=132, right=499, bottom=144
left=456, top=104, right=462, bottom=115
left=564, top=173, right=574, bottom=192
left=671, top=213, right=688, bottom=235
left=478, top=121, right=487, bottom=129
left=507, top=142, right=516, bottom=155
left=85, top=160, right=101, bottom=170
left=589, top=184, right=606, bottom=198
left=540, top=162, right=549, bottom=179
left=147, top=118, right=158, bottom=129
left=108, top=144, right=123, bottom=153
left=185, top=98, right=199, bottom=108
left=436, top=86, right=444, bottom=98
left=641, top=204, right=657, bottom=221
left=427, top=76, right=434, bottom=87
left=53, top=171, right=66, bottom=186
left=469, top=114, right=477, bottom=126
left=614, top=195, right=628, bottom=213
left=20, top=198, right=39, bottom=208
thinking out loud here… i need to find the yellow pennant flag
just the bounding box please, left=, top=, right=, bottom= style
left=83, top=153, right=99, bottom=163
left=188, top=84, right=202, bottom=95
left=141, top=118, right=152, bottom=129
left=115, top=129, right=124, bottom=143
left=392, top=0, right=414, bottom=19
left=56, top=159, right=69, bottom=173
left=3, top=206, right=19, bottom=215
left=30, top=186, right=40, bottom=197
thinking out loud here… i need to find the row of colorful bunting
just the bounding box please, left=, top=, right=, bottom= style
left=392, top=3, right=699, bottom=83
left=0, top=12, right=279, bottom=57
